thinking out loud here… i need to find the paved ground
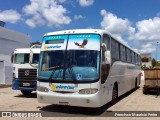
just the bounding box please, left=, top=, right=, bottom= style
left=0, top=80, right=160, bottom=119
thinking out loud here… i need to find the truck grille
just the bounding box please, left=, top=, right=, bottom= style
left=18, top=69, right=37, bottom=80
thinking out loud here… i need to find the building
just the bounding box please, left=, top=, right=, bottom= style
left=0, top=22, right=30, bottom=84
left=141, top=53, right=152, bottom=67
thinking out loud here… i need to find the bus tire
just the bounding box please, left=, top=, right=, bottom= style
left=112, top=83, right=118, bottom=104
left=135, top=79, right=138, bottom=90
left=21, top=90, right=32, bottom=96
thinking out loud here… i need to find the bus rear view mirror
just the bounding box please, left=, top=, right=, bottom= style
left=102, top=43, right=111, bottom=64
left=106, top=51, right=111, bottom=64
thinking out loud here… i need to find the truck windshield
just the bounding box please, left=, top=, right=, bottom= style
left=14, top=53, right=39, bottom=64
left=39, top=34, right=100, bottom=83
left=14, top=54, right=29, bottom=64
left=32, top=54, right=39, bottom=64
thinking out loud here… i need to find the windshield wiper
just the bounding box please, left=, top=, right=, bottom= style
left=48, top=65, right=64, bottom=81
left=42, top=65, right=63, bottom=71
left=65, top=62, right=77, bottom=83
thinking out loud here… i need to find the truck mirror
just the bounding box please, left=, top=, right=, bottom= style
left=29, top=44, right=41, bottom=68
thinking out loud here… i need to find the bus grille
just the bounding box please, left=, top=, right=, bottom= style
left=18, top=69, right=37, bottom=80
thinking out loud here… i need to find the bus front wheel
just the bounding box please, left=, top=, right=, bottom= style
left=135, top=79, right=138, bottom=90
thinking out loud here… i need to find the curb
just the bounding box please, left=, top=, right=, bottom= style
left=0, top=85, right=11, bottom=89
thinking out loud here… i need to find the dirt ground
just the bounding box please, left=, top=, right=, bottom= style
left=0, top=80, right=160, bottom=119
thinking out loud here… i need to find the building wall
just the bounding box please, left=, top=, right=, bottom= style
left=0, top=54, right=13, bottom=84
left=0, top=26, right=30, bottom=84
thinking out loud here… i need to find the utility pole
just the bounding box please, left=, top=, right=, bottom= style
left=156, top=42, right=159, bottom=96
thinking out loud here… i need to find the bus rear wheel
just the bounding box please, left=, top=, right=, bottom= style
left=112, top=84, right=118, bottom=104
left=21, top=90, right=32, bottom=96
left=135, top=79, right=138, bottom=90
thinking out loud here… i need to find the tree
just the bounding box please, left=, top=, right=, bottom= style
left=141, top=57, right=149, bottom=62
left=30, top=41, right=41, bottom=47
left=152, top=58, right=157, bottom=67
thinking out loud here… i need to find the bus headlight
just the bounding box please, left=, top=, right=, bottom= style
left=38, top=86, right=49, bottom=92
left=79, top=88, right=98, bottom=94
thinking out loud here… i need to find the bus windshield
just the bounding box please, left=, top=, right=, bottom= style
left=39, top=34, right=100, bottom=82
left=40, top=50, right=100, bottom=82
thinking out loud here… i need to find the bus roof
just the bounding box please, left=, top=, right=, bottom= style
left=14, top=48, right=40, bottom=54
left=44, top=29, right=139, bottom=55
left=44, top=29, right=105, bottom=36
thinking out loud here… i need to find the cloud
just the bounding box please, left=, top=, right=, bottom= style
left=128, top=16, right=160, bottom=54
left=139, top=43, right=156, bottom=53
left=74, top=15, right=85, bottom=20
left=99, top=9, right=157, bottom=54
left=57, top=0, right=66, bottom=3
left=131, top=17, right=160, bottom=41
left=100, top=9, right=135, bottom=36
left=100, top=9, right=135, bottom=46
left=25, top=14, right=45, bottom=28
left=79, top=0, right=94, bottom=7
left=157, top=12, right=160, bottom=17
left=0, top=9, right=21, bottom=24
left=23, top=0, right=71, bottom=28
left=113, top=34, right=129, bottom=46
left=100, top=9, right=159, bottom=54
left=99, top=10, right=160, bottom=56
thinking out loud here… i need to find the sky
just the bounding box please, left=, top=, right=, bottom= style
left=0, top=0, right=160, bottom=59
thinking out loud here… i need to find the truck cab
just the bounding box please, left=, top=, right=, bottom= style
left=12, top=48, right=40, bottom=96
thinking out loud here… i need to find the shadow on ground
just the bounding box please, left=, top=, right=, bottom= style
left=39, top=88, right=138, bottom=116
left=143, top=90, right=160, bottom=96
left=14, top=92, right=37, bottom=98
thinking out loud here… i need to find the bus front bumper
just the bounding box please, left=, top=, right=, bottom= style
left=37, top=91, right=102, bottom=108
left=12, top=79, right=37, bottom=91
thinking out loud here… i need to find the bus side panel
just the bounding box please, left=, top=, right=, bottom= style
left=102, top=61, right=141, bottom=104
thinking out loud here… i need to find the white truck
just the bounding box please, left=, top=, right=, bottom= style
left=11, top=48, right=40, bottom=96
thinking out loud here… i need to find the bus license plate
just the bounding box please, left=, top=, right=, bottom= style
left=23, top=83, right=30, bottom=86
left=59, top=102, right=69, bottom=106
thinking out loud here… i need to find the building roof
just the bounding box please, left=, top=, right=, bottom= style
left=0, top=26, right=30, bottom=44
left=14, top=48, right=40, bottom=54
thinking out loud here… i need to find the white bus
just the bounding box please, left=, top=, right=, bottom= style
left=12, top=48, right=40, bottom=96
left=34, top=29, right=141, bottom=107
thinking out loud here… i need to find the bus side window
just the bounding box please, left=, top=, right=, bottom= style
left=103, top=34, right=110, bottom=50
left=101, top=34, right=111, bottom=84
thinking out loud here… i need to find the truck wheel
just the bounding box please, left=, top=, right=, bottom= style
left=112, top=83, right=118, bottom=104
left=21, top=90, right=32, bottom=96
